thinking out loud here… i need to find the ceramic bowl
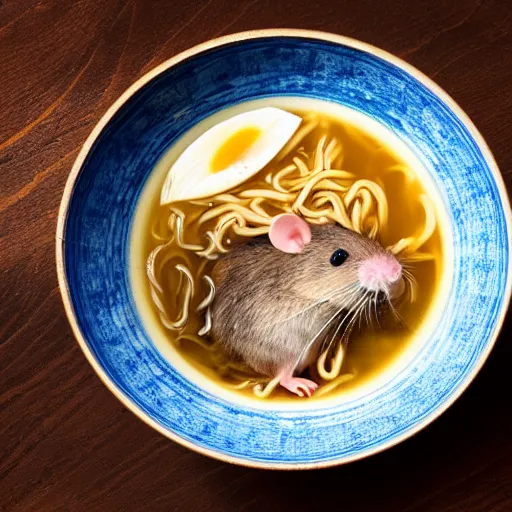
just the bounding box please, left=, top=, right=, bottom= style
left=56, top=30, right=511, bottom=469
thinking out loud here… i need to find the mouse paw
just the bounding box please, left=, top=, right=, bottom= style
left=279, top=376, right=319, bottom=398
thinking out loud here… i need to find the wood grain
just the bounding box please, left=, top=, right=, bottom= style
left=1, top=0, right=511, bottom=510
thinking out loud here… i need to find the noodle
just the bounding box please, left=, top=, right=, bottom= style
left=313, top=136, right=327, bottom=173
left=196, top=275, right=215, bottom=311
left=317, top=343, right=346, bottom=380
left=276, top=118, right=319, bottom=160
left=315, top=372, right=356, bottom=397
left=272, top=164, right=298, bottom=192
left=198, top=307, right=212, bottom=336
left=387, top=194, right=436, bottom=255
left=249, top=198, right=271, bottom=218
left=177, top=333, right=215, bottom=351
left=253, top=377, right=281, bottom=398
left=198, top=203, right=272, bottom=227
left=145, top=110, right=438, bottom=398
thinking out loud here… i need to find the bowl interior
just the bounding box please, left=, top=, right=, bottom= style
left=60, top=34, right=510, bottom=467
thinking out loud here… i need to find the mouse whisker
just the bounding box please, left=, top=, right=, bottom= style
left=383, top=283, right=410, bottom=328
left=402, top=271, right=418, bottom=303
left=292, top=290, right=367, bottom=372
left=292, top=308, right=346, bottom=371
left=328, top=285, right=360, bottom=312
left=273, top=297, right=330, bottom=325
left=357, top=290, right=373, bottom=331
left=370, top=292, right=378, bottom=328
left=342, top=300, right=364, bottom=343
left=402, top=270, right=418, bottom=291
left=364, top=293, right=373, bottom=329
left=391, top=305, right=408, bottom=328
left=388, top=303, right=406, bottom=328
left=325, top=291, right=369, bottom=363
left=321, top=309, right=351, bottom=355
left=324, top=288, right=369, bottom=355
left=384, top=290, right=409, bottom=329
left=321, top=287, right=363, bottom=345
left=325, top=290, right=369, bottom=355
left=373, top=292, right=382, bottom=330
left=322, top=282, right=360, bottom=304
left=273, top=283, right=359, bottom=326
left=402, top=267, right=417, bottom=281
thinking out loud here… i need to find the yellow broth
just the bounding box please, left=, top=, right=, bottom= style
left=131, top=98, right=445, bottom=403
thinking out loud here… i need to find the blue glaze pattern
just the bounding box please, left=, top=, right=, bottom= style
left=63, top=36, right=510, bottom=465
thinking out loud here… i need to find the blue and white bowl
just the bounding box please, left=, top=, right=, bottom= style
left=56, top=30, right=511, bottom=469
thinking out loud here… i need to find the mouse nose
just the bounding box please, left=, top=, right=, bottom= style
left=358, top=253, right=402, bottom=292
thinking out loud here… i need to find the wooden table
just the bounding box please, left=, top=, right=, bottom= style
left=1, top=1, right=511, bottom=510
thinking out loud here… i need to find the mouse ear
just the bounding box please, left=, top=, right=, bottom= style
left=269, top=214, right=312, bottom=253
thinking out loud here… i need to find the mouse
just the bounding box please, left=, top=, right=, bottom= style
left=210, top=213, right=405, bottom=397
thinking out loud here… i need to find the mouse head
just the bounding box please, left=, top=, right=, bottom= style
left=269, top=214, right=405, bottom=309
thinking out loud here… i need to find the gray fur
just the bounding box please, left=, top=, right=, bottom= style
left=210, top=224, right=390, bottom=377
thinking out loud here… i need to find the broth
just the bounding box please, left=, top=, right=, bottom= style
left=131, top=97, right=446, bottom=403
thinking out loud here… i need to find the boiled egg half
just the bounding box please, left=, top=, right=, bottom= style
left=160, top=107, right=302, bottom=205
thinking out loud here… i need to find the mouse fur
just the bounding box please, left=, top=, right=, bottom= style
left=210, top=223, right=394, bottom=377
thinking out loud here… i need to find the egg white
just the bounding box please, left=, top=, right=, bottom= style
left=160, top=107, right=302, bottom=204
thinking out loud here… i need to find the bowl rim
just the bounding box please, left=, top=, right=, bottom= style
left=55, top=28, right=512, bottom=470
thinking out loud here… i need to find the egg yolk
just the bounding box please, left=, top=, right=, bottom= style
left=210, top=127, right=261, bottom=173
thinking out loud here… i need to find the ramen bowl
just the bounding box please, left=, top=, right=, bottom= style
left=56, top=30, right=511, bottom=469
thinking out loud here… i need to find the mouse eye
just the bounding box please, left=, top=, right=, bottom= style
left=330, top=249, right=349, bottom=266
